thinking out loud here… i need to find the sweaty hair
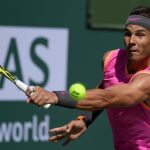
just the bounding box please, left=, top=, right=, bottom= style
left=129, top=6, right=150, bottom=19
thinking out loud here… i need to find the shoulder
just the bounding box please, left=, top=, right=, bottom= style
left=130, top=69, right=150, bottom=84
left=102, top=51, right=111, bottom=64
left=130, top=72, right=150, bottom=109
left=129, top=73, right=150, bottom=95
left=102, top=48, right=125, bottom=69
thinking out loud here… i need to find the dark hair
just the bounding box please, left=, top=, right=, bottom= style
left=129, top=5, right=150, bottom=18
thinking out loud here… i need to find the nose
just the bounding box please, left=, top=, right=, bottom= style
left=129, top=35, right=136, bottom=45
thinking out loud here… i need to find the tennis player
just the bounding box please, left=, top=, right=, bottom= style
left=26, top=5, right=150, bottom=150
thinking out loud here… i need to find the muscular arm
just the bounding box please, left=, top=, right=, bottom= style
left=27, top=51, right=150, bottom=112
left=76, top=73, right=150, bottom=111
left=76, top=51, right=111, bottom=124
left=79, top=82, right=104, bottom=127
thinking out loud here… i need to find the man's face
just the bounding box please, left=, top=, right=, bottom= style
left=124, top=24, right=150, bottom=62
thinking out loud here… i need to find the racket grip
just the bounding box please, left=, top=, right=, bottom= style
left=15, top=80, right=28, bottom=92
left=15, top=80, right=51, bottom=109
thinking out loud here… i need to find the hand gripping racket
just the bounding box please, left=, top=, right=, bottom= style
left=0, top=65, right=51, bottom=109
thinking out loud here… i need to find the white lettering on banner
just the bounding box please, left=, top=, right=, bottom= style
left=0, top=115, right=50, bottom=142
left=0, top=26, right=69, bottom=101
left=12, top=122, right=23, bottom=142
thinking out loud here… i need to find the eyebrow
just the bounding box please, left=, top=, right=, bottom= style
left=124, top=28, right=146, bottom=32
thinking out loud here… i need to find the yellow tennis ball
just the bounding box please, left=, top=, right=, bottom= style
left=69, top=83, right=86, bottom=100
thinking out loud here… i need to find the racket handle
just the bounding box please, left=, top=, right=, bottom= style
left=15, top=80, right=51, bottom=109
left=15, top=79, right=28, bottom=92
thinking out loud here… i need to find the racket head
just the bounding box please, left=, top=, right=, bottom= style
left=0, top=65, right=15, bottom=83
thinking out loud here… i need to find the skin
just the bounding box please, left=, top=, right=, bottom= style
left=26, top=24, right=150, bottom=144
left=48, top=120, right=86, bottom=145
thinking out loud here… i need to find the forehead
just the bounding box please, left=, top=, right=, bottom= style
left=125, top=24, right=150, bottom=32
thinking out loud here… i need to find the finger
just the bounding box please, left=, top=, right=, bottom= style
left=27, top=97, right=38, bottom=104
left=26, top=97, right=32, bottom=103
left=65, top=121, right=76, bottom=133
left=49, top=134, right=62, bottom=141
left=29, top=86, right=35, bottom=93
left=49, top=126, right=67, bottom=134
left=33, top=94, right=43, bottom=105
left=38, top=98, right=48, bottom=106
left=26, top=87, right=33, bottom=96
left=34, top=86, right=41, bottom=92
left=62, top=138, right=71, bottom=146
left=27, top=93, right=42, bottom=107
left=49, top=133, right=65, bottom=142
left=30, top=91, right=42, bottom=105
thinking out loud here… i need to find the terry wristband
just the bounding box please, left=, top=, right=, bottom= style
left=77, top=110, right=104, bottom=127
left=53, top=91, right=77, bottom=108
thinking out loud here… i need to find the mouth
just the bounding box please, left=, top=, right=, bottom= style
left=127, top=48, right=140, bottom=58
left=128, top=49, right=139, bottom=54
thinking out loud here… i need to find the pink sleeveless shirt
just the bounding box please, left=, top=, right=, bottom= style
left=103, top=49, right=150, bottom=150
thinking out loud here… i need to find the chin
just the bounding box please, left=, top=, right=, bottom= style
left=128, top=53, right=141, bottom=60
left=128, top=55, right=141, bottom=61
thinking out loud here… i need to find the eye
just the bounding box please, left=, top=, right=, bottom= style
left=136, top=33, right=145, bottom=37
left=124, top=32, right=131, bottom=37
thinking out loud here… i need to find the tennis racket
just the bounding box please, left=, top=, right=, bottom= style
left=0, top=65, right=51, bottom=109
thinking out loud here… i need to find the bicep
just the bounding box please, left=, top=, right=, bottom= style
left=129, top=73, right=150, bottom=103
left=77, top=74, right=150, bottom=110
left=97, top=74, right=150, bottom=108
left=106, top=73, right=150, bottom=107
